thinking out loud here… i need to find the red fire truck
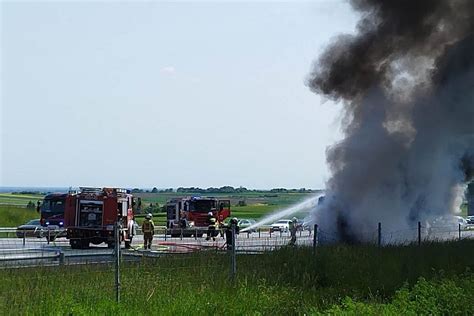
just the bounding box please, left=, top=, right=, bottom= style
left=166, top=196, right=231, bottom=237
left=66, top=187, right=135, bottom=249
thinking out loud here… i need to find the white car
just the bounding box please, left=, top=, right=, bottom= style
left=270, top=219, right=292, bottom=232
left=466, top=215, right=474, bottom=225
left=426, top=215, right=469, bottom=235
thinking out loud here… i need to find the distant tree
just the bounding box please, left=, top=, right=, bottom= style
left=237, top=200, right=247, bottom=207
left=235, top=186, right=248, bottom=193
left=270, top=188, right=288, bottom=193
left=151, top=187, right=159, bottom=193
left=131, top=188, right=143, bottom=193
left=26, top=201, right=35, bottom=209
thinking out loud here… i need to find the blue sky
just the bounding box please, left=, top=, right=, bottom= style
left=1, top=1, right=358, bottom=189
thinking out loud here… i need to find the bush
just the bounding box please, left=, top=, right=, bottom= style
left=26, top=201, right=36, bottom=209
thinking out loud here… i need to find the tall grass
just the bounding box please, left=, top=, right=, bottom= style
left=2, top=240, right=474, bottom=314
left=0, top=205, right=38, bottom=227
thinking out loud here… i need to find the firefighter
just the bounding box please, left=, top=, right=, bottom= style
left=225, top=217, right=239, bottom=251
left=141, top=213, right=155, bottom=250
left=179, top=211, right=188, bottom=229
left=207, top=211, right=213, bottom=224
left=206, top=216, right=218, bottom=241
left=289, top=217, right=298, bottom=246
left=126, top=216, right=138, bottom=249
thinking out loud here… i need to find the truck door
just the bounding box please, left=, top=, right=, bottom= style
left=217, top=200, right=231, bottom=221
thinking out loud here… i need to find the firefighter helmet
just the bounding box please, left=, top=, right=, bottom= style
left=292, top=217, right=298, bottom=222
left=145, top=213, right=152, bottom=220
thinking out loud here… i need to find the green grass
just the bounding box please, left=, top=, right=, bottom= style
left=0, top=205, right=39, bottom=227
left=2, top=240, right=474, bottom=314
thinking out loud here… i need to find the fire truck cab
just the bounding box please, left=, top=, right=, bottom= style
left=39, top=192, right=76, bottom=241
left=66, top=187, right=134, bottom=249
left=166, top=196, right=231, bottom=237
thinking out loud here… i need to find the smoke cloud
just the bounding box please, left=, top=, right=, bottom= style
left=307, top=0, right=474, bottom=242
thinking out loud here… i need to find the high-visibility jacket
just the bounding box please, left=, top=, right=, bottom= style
left=142, top=219, right=155, bottom=233
left=208, top=217, right=217, bottom=228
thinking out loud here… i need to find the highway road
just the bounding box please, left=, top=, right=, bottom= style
left=1, top=227, right=472, bottom=267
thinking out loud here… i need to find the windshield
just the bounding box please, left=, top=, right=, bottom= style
left=189, top=200, right=216, bottom=213
left=41, top=199, right=65, bottom=213
left=27, top=220, right=40, bottom=225
left=276, top=220, right=289, bottom=224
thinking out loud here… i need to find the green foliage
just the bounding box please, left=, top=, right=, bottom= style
left=26, top=201, right=36, bottom=209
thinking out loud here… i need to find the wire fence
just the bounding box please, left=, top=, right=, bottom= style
left=1, top=222, right=473, bottom=263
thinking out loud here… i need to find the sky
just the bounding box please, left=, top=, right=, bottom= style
left=0, top=1, right=359, bottom=189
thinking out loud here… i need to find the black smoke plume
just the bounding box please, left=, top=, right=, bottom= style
left=308, top=0, right=474, bottom=242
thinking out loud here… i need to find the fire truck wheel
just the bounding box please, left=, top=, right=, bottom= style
left=91, top=238, right=102, bottom=245
left=70, top=239, right=81, bottom=249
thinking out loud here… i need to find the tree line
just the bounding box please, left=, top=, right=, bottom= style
left=131, top=186, right=318, bottom=194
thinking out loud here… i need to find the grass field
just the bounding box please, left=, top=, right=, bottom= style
left=0, top=193, right=44, bottom=207
left=2, top=240, right=474, bottom=314
left=0, top=205, right=39, bottom=227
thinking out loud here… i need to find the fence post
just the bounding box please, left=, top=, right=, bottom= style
left=195, top=228, right=198, bottom=240
left=280, top=230, right=282, bottom=238
left=23, top=231, right=26, bottom=246
left=313, top=224, right=318, bottom=254
left=47, top=229, right=51, bottom=245
left=459, top=223, right=461, bottom=241
left=378, top=222, right=382, bottom=247
left=269, top=229, right=272, bottom=238
left=164, top=228, right=167, bottom=241
left=230, top=225, right=237, bottom=280
left=59, top=250, right=65, bottom=265
left=418, top=221, right=421, bottom=246
left=180, top=228, right=183, bottom=240
left=258, top=228, right=261, bottom=238
left=114, top=222, right=121, bottom=303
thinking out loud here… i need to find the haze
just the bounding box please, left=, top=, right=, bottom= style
left=1, top=1, right=358, bottom=189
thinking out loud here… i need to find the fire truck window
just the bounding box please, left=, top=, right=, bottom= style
left=191, top=200, right=216, bottom=212
left=41, top=200, right=65, bottom=213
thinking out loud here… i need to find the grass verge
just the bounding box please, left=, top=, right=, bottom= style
left=1, top=240, right=474, bottom=314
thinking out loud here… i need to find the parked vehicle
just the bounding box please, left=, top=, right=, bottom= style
left=466, top=216, right=474, bottom=225
left=270, top=219, right=292, bottom=232
left=426, top=215, right=469, bottom=237
left=16, top=219, right=44, bottom=238
left=455, top=216, right=469, bottom=229
left=238, top=219, right=257, bottom=232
